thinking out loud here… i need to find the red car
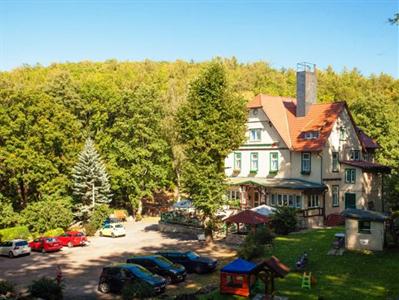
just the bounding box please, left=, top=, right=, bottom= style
left=29, top=237, right=63, bottom=253
left=57, top=231, right=89, bottom=247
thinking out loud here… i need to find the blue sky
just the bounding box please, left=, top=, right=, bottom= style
left=1, top=0, right=398, bottom=77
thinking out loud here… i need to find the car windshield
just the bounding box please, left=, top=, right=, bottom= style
left=186, top=251, right=200, bottom=260
left=46, top=238, right=58, bottom=243
left=16, top=241, right=28, bottom=247
left=154, top=256, right=173, bottom=268
left=128, top=265, right=153, bottom=279
left=115, top=224, right=124, bottom=228
left=76, top=232, right=84, bottom=236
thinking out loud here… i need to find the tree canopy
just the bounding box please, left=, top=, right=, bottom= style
left=0, top=58, right=398, bottom=219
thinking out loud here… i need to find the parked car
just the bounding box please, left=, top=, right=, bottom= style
left=156, top=250, right=218, bottom=273
left=126, top=255, right=186, bottom=284
left=29, top=237, right=63, bottom=253
left=0, top=239, right=31, bottom=258
left=57, top=231, right=89, bottom=247
left=98, top=263, right=167, bottom=295
left=99, top=223, right=126, bottom=238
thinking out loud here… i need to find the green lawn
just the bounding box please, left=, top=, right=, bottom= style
left=267, top=227, right=399, bottom=300
left=196, top=227, right=399, bottom=300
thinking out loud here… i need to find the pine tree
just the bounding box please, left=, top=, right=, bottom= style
left=72, top=138, right=112, bottom=217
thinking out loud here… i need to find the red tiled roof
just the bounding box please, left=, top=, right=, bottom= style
left=247, top=94, right=345, bottom=151
left=340, top=160, right=391, bottom=173
left=224, top=210, right=269, bottom=225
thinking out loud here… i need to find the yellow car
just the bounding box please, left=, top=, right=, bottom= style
left=99, top=223, right=126, bottom=238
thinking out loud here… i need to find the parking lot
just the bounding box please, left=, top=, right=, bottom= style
left=0, top=218, right=235, bottom=299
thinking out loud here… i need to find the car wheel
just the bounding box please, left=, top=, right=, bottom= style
left=98, top=282, right=110, bottom=293
left=165, top=275, right=172, bottom=284
left=8, top=251, right=14, bottom=258
left=67, top=242, right=73, bottom=248
left=195, top=265, right=203, bottom=274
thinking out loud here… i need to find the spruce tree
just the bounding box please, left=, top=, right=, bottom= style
left=177, top=62, right=247, bottom=237
left=72, top=138, right=112, bottom=217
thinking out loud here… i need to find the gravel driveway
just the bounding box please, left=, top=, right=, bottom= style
left=0, top=218, right=233, bottom=299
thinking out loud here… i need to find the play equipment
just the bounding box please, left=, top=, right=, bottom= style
left=301, top=272, right=311, bottom=289
left=295, top=252, right=308, bottom=271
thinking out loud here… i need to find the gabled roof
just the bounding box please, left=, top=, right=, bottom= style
left=247, top=94, right=374, bottom=152
left=248, top=95, right=293, bottom=148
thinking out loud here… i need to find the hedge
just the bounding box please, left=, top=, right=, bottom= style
left=0, top=226, right=31, bottom=242
left=43, top=228, right=64, bottom=237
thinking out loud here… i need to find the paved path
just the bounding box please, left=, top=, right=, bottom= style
left=0, top=218, right=231, bottom=299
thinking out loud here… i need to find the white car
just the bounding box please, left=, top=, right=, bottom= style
left=0, top=239, right=31, bottom=258
left=99, top=223, right=126, bottom=238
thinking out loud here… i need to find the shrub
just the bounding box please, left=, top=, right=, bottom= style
left=88, top=204, right=111, bottom=230
left=121, top=281, right=154, bottom=299
left=83, top=223, right=97, bottom=236
left=43, top=228, right=64, bottom=237
left=21, top=198, right=73, bottom=234
left=0, top=226, right=30, bottom=242
left=253, top=226, right=275, bottom=245
left=28, top=277, right=63, bottom=300
left=0, top=195, right=19, bottom=229
left=270, top=206, right=298, bottom=235
left=237, top=226, right=275, bottom=260
left=0, top=280, right=15, bottom=296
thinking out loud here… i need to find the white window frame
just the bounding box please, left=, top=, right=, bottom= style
left=234, top=152, right=241, bottom=170
left=332, top=185, right=339, bottom=207
left=308, top=195, right=320, bottom=208
left=250, top=152, right=258, bottom=172
left=301, top=152, right=311, bottom=173
left=249, top=129, right=261, bottom=142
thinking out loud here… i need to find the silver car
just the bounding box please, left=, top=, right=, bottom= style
left=0, top=239, right=31, bottom=258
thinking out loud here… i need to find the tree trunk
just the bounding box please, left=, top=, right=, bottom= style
left=175, top=170, right=181, bottom=201
left=18, top=178, right=27, bottom=209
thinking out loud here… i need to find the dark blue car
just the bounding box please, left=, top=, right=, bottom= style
left=126, top=255, right=186, bottom=284
left=156, top=250, right=218, bottom=273
left=98, top=263, right=166, bottom=295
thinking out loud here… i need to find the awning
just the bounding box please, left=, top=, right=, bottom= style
left=340, top=160, right=391, bottom=174
left=224, top=209, right=269, bottom=225
left=227, top=177, right=326, bottom=192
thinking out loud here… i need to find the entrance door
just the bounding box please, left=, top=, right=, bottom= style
left=345, top=193, right=356, bottom=209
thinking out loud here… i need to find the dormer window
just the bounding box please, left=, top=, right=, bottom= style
left=303, top=131, right=319, bottom=140
left=249, top=129, right=261, bottom=142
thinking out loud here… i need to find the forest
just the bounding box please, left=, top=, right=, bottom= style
left=0, top=58, right=398, bottom=230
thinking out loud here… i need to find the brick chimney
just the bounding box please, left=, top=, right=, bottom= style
left=296, top=62, right=317, bottom=117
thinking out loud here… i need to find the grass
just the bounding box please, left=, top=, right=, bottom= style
left=167, top=227, right=399, bottom=299
left=263, top=227, right=399, bottom=300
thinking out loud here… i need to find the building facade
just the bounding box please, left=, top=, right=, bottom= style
left=224, top=63, right=390, bottom=227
